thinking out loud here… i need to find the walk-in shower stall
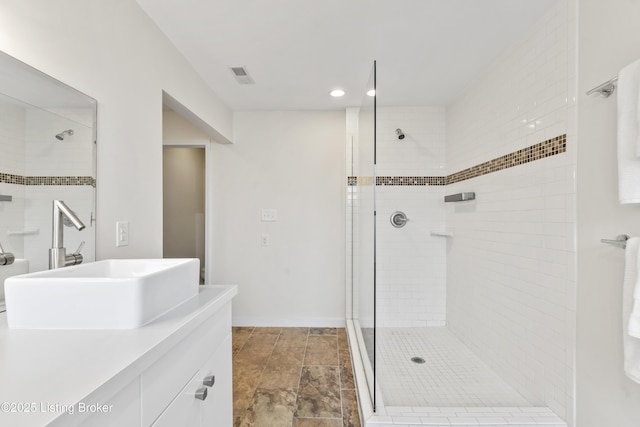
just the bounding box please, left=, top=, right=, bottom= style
left=346, top=2, right=576, bottom=426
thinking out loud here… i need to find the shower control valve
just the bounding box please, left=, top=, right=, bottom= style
left=390, top=211, right=409, bottom=228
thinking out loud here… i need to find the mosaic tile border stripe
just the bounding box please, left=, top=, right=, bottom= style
left=350, top=134, right=566, bottom=186
left=0, top=173, right=24, bottom=185
left=377, top=176, right=446, bottom=186
left=0, top=173, right=96, bottom=187
left=447, top=134, right=566, bottom=185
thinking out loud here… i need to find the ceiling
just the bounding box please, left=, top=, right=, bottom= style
left=137, top=0, right=557, bottom=111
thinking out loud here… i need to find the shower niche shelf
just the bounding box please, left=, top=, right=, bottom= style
left=444, top=192, right=475, bottom=202
left=7, top=229, right=40, bottom=236
left=430, top=230, right=453, bottom=237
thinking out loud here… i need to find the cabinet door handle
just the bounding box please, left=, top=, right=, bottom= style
left=203, top=375, right=215, bottom=387
left=195, top=387, right=208, bottom=401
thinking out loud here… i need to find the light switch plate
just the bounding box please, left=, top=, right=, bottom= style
left=260, top=209, right=277, bottom=222
left=116, top=221, right=129, bottom=247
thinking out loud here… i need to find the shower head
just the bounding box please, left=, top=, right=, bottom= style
left=55, top=129, right=74, bottom=141
left=395, top=128, right=405, bottom=140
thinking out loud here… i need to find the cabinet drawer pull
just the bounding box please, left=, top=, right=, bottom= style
left=194, top=387, right=208, bottom=401
left=203, top=375, right=215, bottom=387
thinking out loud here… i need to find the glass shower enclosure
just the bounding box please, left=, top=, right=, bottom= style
left=348, top=61, right=377, bottom=408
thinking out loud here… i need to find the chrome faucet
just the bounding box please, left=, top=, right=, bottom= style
left=49, top=200, right=86, bottom=269
left=0, top=241, right=15, bottom=266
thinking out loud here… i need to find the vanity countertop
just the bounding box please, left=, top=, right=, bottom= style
left=0, top=284, right=237, bottom=427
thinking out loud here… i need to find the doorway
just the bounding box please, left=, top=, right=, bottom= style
left=162, top=146, right=206, bottom=283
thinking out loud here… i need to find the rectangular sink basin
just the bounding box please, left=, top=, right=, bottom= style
left=4, top=258, right=199, bottom=329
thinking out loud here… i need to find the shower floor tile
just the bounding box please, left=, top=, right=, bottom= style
left=375, top=327, right=531, bottom=407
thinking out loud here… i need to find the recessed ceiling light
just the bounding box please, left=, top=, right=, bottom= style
left=330, top=89, right=345, bottom=97
left=367, top=89, right=376, bottom=96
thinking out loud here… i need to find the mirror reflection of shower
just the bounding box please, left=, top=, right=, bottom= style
left=395, top=128, right=405, bottom=140
left=55, top=129, right=74, bottom=140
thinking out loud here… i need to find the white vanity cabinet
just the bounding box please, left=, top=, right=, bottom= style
left=0, top=285, right=236, bottom=427
left=151, top=335, right=232, bottom=427
left=77, top=378, right=142, bottom=427
left=200, top=335, right=233, bottom=426
left=143, top=304, right=232, bottom=427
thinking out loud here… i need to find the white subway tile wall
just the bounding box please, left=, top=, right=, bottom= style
left=23, top=185, right=95, bottom=272
left=447, top=1, right=570, bottom=175
left=376, top=186, right=447, bottom=327
left=0, top=100, right=26, bottom=256
left=0, top=182, right=26, bottom=257
left=0, top=99, right=95, bottom=268
left=0, top=99, right=26, bottom=175
left=375, top=107, right=448, bottom=327
left=24, top=108, right=94, bottom=177
left=376, top=107, right=447, bottom=177
left=446, top=0, right=574, bottom=423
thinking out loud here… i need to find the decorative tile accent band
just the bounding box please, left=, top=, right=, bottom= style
left=25, top=176, right=96, bottom=187
left=447, top=134, right=566, bottom=185
left=0, top=173, right=24, bottom=185
left=349, top=134, right=566, bottom=186
left=0, top=172, right=96, bottom=187
left=377, top=176, right=446, bottom=186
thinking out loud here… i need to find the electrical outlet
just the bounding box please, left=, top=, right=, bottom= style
left=116, top=221, right=129, bottom=247
left=261, top=234, right=269, bottom=246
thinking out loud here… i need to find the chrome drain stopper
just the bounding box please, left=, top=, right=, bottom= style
left=411, top=356, right=426, bottom=364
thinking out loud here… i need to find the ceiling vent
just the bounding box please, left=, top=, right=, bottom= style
left=230, top=66, right=254, bottom=85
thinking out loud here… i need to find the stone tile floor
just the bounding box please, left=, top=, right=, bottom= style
left=233, top=327, right=361, bottom=427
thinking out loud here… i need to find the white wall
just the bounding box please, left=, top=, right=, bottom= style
left=212, top=111, right=346, bottom=327
left=163, top=110, right=211, bottom=141
left=0, top=0, right=232, bottom=259
left=575, top=0, right=640, bottom=425
left=446, top=0, right=576, bottom=422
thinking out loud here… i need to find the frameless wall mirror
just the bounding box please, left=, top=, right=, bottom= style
left=0, top=50, right=96, bottom=275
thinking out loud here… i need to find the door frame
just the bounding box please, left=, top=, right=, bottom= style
left=162, top=139, right=213, bottom=284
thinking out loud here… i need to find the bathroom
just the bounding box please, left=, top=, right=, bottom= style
left=0, top=0, right=639, bottom=426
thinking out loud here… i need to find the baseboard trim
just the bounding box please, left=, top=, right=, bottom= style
left=232, top=316, right=346, bottom=328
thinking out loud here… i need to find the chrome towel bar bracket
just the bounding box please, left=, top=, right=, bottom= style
left=586, top=76, right=618, bottom=97
left=600, top=234, right=630, bottom=249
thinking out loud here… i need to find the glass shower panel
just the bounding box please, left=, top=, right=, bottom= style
left=351, top=62, right=376, bottom=407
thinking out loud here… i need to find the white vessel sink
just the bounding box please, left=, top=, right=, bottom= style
left=4, top=258, right=199, bottom=329
left=0, top=259, right=29, bottom=303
